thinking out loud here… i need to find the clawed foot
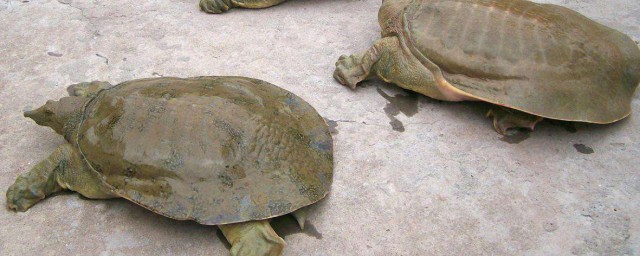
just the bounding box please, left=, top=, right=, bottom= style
left=6, top=176, right=47, bottom=212
left=487, top=107, right=544, bottom=135
left=200, top=0, right=235, bottom=14
left=291, top=207, right=309, bottom=229
left=334, top=54, right=369, bottom=89
left=67, top=81, right=112, bottom=97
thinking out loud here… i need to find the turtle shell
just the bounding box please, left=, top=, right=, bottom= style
left=399, top=0, right=640, bottom=123
left=75, top=77, right=333, bottom=225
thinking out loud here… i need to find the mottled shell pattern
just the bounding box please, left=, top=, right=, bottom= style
left=389, top=0, right=640, bottom=122
left=75, top=77, right=333, bottom=225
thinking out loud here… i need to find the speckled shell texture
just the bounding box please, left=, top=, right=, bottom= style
left=75, top=77, right=333, bottom=225
left=399, top=0, right=640, bottom=122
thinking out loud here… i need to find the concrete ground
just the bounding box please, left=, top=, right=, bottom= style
left=1, top=0, right=638, bottom=255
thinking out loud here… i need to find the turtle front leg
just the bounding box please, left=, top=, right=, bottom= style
left=334, top=36, right=400, bottom=89
left=487, top=106, right=544, bottom=135
left=6, top=143, right=115, bottom=211
left=200, top=0, right=234, bottom=14
left=6, top=144, right=75, bottom=211
left=219, top=220, right=286, bottom=256
left=200, top=0, right=287, bottom=14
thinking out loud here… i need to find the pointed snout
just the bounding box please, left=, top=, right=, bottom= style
left=22, top=97, right=86, bottom=135
left=23, top=109, right=36, bottom=118
left=23, top=105, right=39, bottom=119
left=22, top=101, right=54, bottom=125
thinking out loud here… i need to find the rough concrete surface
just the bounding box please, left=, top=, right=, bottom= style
left=0, top=0, right=638, bottom=255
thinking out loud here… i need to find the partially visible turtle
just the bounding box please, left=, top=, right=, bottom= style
left=334, top=0, right=640, bottom=135
left=7, top=77, right=333, bottom=256
left=199, top=0, right=287, bottom=14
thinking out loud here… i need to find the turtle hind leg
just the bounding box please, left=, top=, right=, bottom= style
left=67, top=81, right=112, bottom=97
left=487, top=106, right=544, bottom=135
left=291, top=206, right=309, bottom=229
left=334, top=36, right=401, bottom=89
left=219, top=220, right=286, bottom=256
left=200, top=0, right=287, bottom=14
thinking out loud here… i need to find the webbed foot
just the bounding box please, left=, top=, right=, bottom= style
left=334, top=54, right=369, bottom=89
left=219, top=220, right=286, bottom=256
left=6, top=177, right=45, bottom=211
left=6, top=144, right=85, bottom=212
left=6, top=170, right=62, bottom=212
left=334, top=37, right=400, bottom=90
left=487, top=107, right=544, bottom=135
left=67, top=81, right=112, bottom=97
left=200, top=0, right=234, bottom=14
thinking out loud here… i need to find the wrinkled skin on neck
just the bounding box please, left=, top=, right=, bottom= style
left=24, top=96, right=88, bottom=142
left=379, top=0, right=413, bottom=37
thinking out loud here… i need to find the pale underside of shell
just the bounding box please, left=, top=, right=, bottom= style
left=76, top=77, right=333, bottom=225
left=395, top=0, right=640, bottom=123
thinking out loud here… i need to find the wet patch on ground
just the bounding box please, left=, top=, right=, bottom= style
left=323, top=118, right=339, bottom=134
left=500, top=130, right=531, bottom=144
left=574, top=144, right=594, bottom=154
left=376, top=87, right=419, bottom=132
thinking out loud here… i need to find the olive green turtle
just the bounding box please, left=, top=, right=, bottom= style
left=7, top=76, right=333, bottom=256
left=199, top=0, right=287, bottom=14
left=334, top=0, right=640, bottom=135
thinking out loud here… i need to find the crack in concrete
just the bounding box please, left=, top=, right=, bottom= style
left=339, top=120, right=387, bottom=128
left=328, top=114, right=434, bottom=130
left=56, top=0, right=99, bottom=37
left=329, top=119, right=435, bottom=131
left=404, top=122, right=436, bottom=126
left=95, top=53, right=109, bottom=64
left=324, top=118, right=391, bottom=130
left=332, top=119, right=357, bottom=124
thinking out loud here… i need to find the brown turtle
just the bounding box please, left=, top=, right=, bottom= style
left=6, top=77, right=333, bottom=256
left=334, top=0, right=640, bottom=134
left=199, top=0, right=287, bottom=14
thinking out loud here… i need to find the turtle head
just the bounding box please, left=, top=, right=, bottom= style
left=24, top=96, right=88, bottom=136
